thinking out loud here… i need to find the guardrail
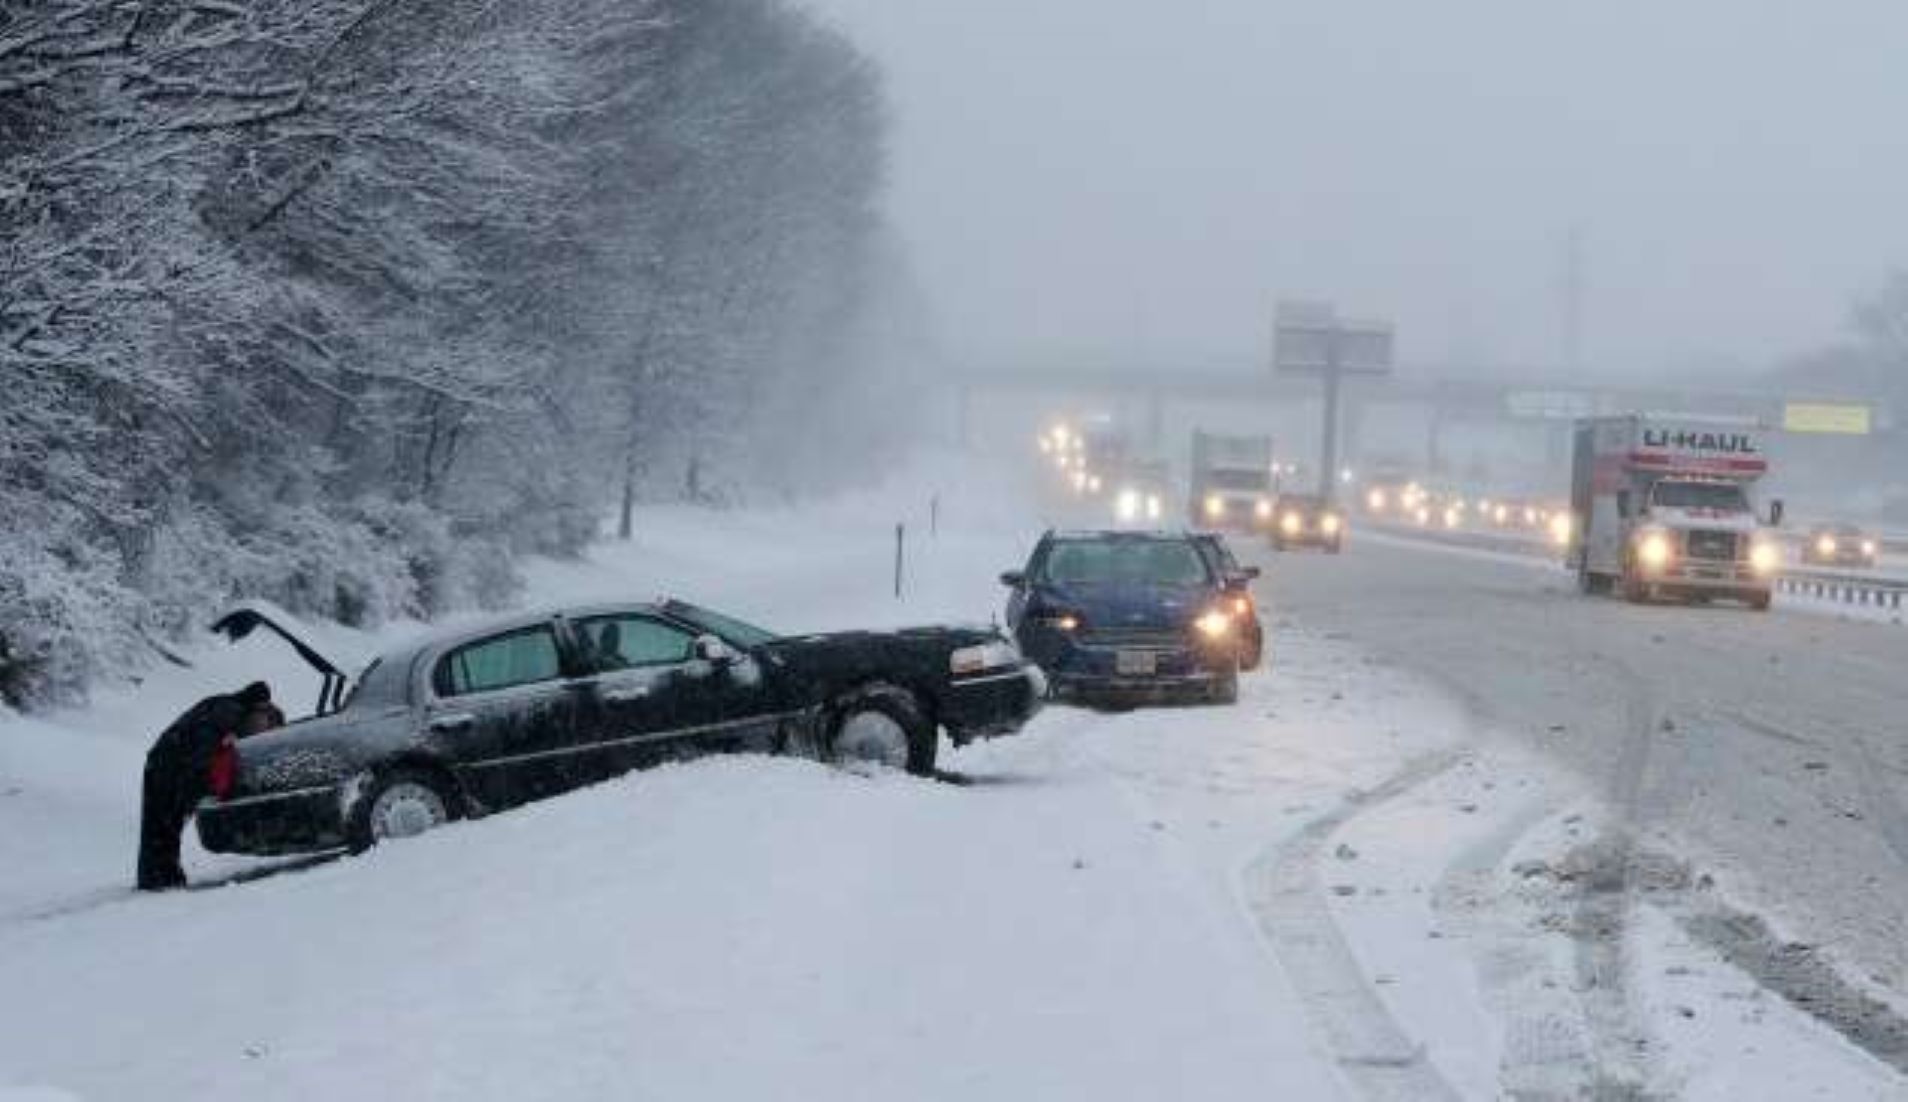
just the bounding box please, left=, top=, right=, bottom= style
left=1365, top=519, right=1908, bottom=614
left=1776, top=569, right=1908, bottom=612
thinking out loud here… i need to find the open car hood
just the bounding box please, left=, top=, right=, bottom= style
left=210, top=599, right=350, bottom=716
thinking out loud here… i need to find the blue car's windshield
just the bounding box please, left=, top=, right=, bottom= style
left=1040, top=539, right=1213, bottom=587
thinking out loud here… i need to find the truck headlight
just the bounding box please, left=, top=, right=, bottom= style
left=1750, top=541, right=1780, bottom=575
left=1817, top=536, right=1837, bottom=557
left=1321, top=514, right=1342, bottom=535
left=1204, top=495, right=1225, bottom=519
left=951, top=640, right=1021, bottom=675
left=1638, top=532, right=1673, bottom=571
left=1145, top=494, right=1163, bottom=521
left=1280, top=512, right=1302, bottom=535
left=1862, top=539, right=1879, bottom=558
left=1548, top=512, right=1573, bottom=547
left=1194, top=609, right=1233, bottom=638
left=1367, top=489, right=1387, bottom=513
left=1116, top=489, right=1140, bottom=522
left=1255, top=499, right=1274, bottom=520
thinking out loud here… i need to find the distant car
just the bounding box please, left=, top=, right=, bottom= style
left=1271, top=494, right=1345, bottom=553
left=1801, top=524, right=1880, bottom=568
left=195, top=601, right=1042, bottom=856
left=1000, top=530, right=1261, bottom=704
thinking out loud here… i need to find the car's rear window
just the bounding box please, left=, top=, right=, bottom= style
left=435, top=626, right=562, bottom=697
left=1040, top=539, right=1213, bottom=586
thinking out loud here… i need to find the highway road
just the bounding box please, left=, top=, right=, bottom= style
left=1251, top=533, right=1908, bottom=1075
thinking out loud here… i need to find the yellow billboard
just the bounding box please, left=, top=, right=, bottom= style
left=1783, top=402, right=1872, bottom=435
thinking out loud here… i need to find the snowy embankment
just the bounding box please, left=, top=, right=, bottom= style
left=3, top=453, right=1897, bottom=1099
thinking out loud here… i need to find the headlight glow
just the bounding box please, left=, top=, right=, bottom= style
left=1087, top=475, right=1103, bottom=494
left=1145, top=494, right=1163, bottom=521
left=1818, top=536, right=1837, bottom=556
left=1638, top=532, right=1673, bottom=570
left=951, top=639, right=1021, bottom=675
left=1548, top=512, right=1573, bottom=546
left=1281, top=512, right=1302, bottom=535
left=1863, top=540, right=1878, bottom=557
left=1443, top=507, right=1462, bottom=529
left=1255, top=499, right=1274, bottom=519
left=1205, top=494, right=1225, bottom=519
left=1321, top=514, right=1342, bottom=535
left=1194, top=609, right=1233, bottom=638
left=1367, top=489, right=1387, bottom=513
left=1750, top=542, right=1780, bottom=575
left=1116, top=489, right=1141, bottom=522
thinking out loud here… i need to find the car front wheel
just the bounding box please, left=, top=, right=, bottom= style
left=828, top=684, right=937, bottom=777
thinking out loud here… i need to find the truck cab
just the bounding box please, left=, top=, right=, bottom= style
left=1571, top=416, right=1783, bottom=610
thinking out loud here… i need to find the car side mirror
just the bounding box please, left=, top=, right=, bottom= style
left=1767, top=499, right=1785, bottom=528
left=999, top=570, right=1026, bottom=588
left=693, top=635, right=736, bottom=666
left=1616, top=490, right=1633, bottom=519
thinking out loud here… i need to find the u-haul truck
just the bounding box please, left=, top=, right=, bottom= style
left=1568, top=414, right=1785, bottom=610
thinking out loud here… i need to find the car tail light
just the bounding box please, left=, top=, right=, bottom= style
left=207, top=735, right=238, bottom=800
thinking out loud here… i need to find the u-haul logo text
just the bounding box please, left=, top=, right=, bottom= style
left=1641, top=428, right=1759, bottom=455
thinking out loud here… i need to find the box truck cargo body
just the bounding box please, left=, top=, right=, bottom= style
left=1569, top=415, right=1783, bottom=609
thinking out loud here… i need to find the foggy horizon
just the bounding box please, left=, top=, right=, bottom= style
left=805, top=0, right=1908, bottom=382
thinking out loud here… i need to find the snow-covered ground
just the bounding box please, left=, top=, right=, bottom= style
left=3, top=454, right=1901, bottom=1100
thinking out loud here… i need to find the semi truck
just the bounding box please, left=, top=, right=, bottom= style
left=1190, top=431, right=1275, bottom=531
left=1568, top=414, right=1785, bottom=609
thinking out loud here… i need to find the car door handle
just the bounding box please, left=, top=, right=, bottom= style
left=602, top=686, right=650, bottom=704
left=429, top=713, right=475, bottom=733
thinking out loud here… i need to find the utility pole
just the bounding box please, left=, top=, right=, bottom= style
left=1563, top=223, right=1585, bottom=376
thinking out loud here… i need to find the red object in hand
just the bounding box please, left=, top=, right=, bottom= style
left=207, top=734, right=239, bottom=800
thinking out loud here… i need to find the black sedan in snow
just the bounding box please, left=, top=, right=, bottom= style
left=195, top=601, right=1042, bottom=856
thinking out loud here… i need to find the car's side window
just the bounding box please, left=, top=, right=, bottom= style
left=436, top=627, right=563, bottom=697
left=575, top=615, right=695, bottom=672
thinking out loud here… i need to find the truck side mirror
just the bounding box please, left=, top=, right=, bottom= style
left=1616, top=490, right=1632, bottom=519
left=1768, top=499, right=1785, bottom=528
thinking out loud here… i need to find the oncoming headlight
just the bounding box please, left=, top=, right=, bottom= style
left=1145, top=494, right=1163, bottom=521
left=1255, top=499, right=1274, bottom=520
left=1862, top=539, right=1879, bottom=557
left=1194, top=609, right=1233, bottom=638
left=951, top=640, right=1021, bottom=675
left=1750, top=541, right=1781, bottom=576
left=1204, top=494, right=1225, bottom=519
left=1638, top=531, right=1673, bottom=570
left=1116, top=489, right=1141, bottom=522
left=1280, top=512, right=1302, bottom=535
left=1817, top=536, right=1837, bottom=557
left=1321, top=514, right=1343, bottom=535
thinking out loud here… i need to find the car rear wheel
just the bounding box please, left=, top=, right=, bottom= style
left=828, top=684, right=937, bottom=777
left=347, top=768, right=456, bottom=853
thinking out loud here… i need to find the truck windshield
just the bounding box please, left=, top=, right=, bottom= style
left=1651, top=481, right=1747, bottom=511
left=1205, top=470, right=1269, bottom=492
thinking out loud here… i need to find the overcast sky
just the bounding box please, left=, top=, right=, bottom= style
left=801, top=0, right=1908, bottom=380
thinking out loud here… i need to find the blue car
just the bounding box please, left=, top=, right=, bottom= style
left=1000, top=530, right=1262, bottom=704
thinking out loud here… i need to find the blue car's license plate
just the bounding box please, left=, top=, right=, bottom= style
left=1116, top=650, right=1157, bottom=676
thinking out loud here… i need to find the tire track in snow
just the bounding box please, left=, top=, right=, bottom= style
left=1241, top=749, right=1467, bottom=1102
